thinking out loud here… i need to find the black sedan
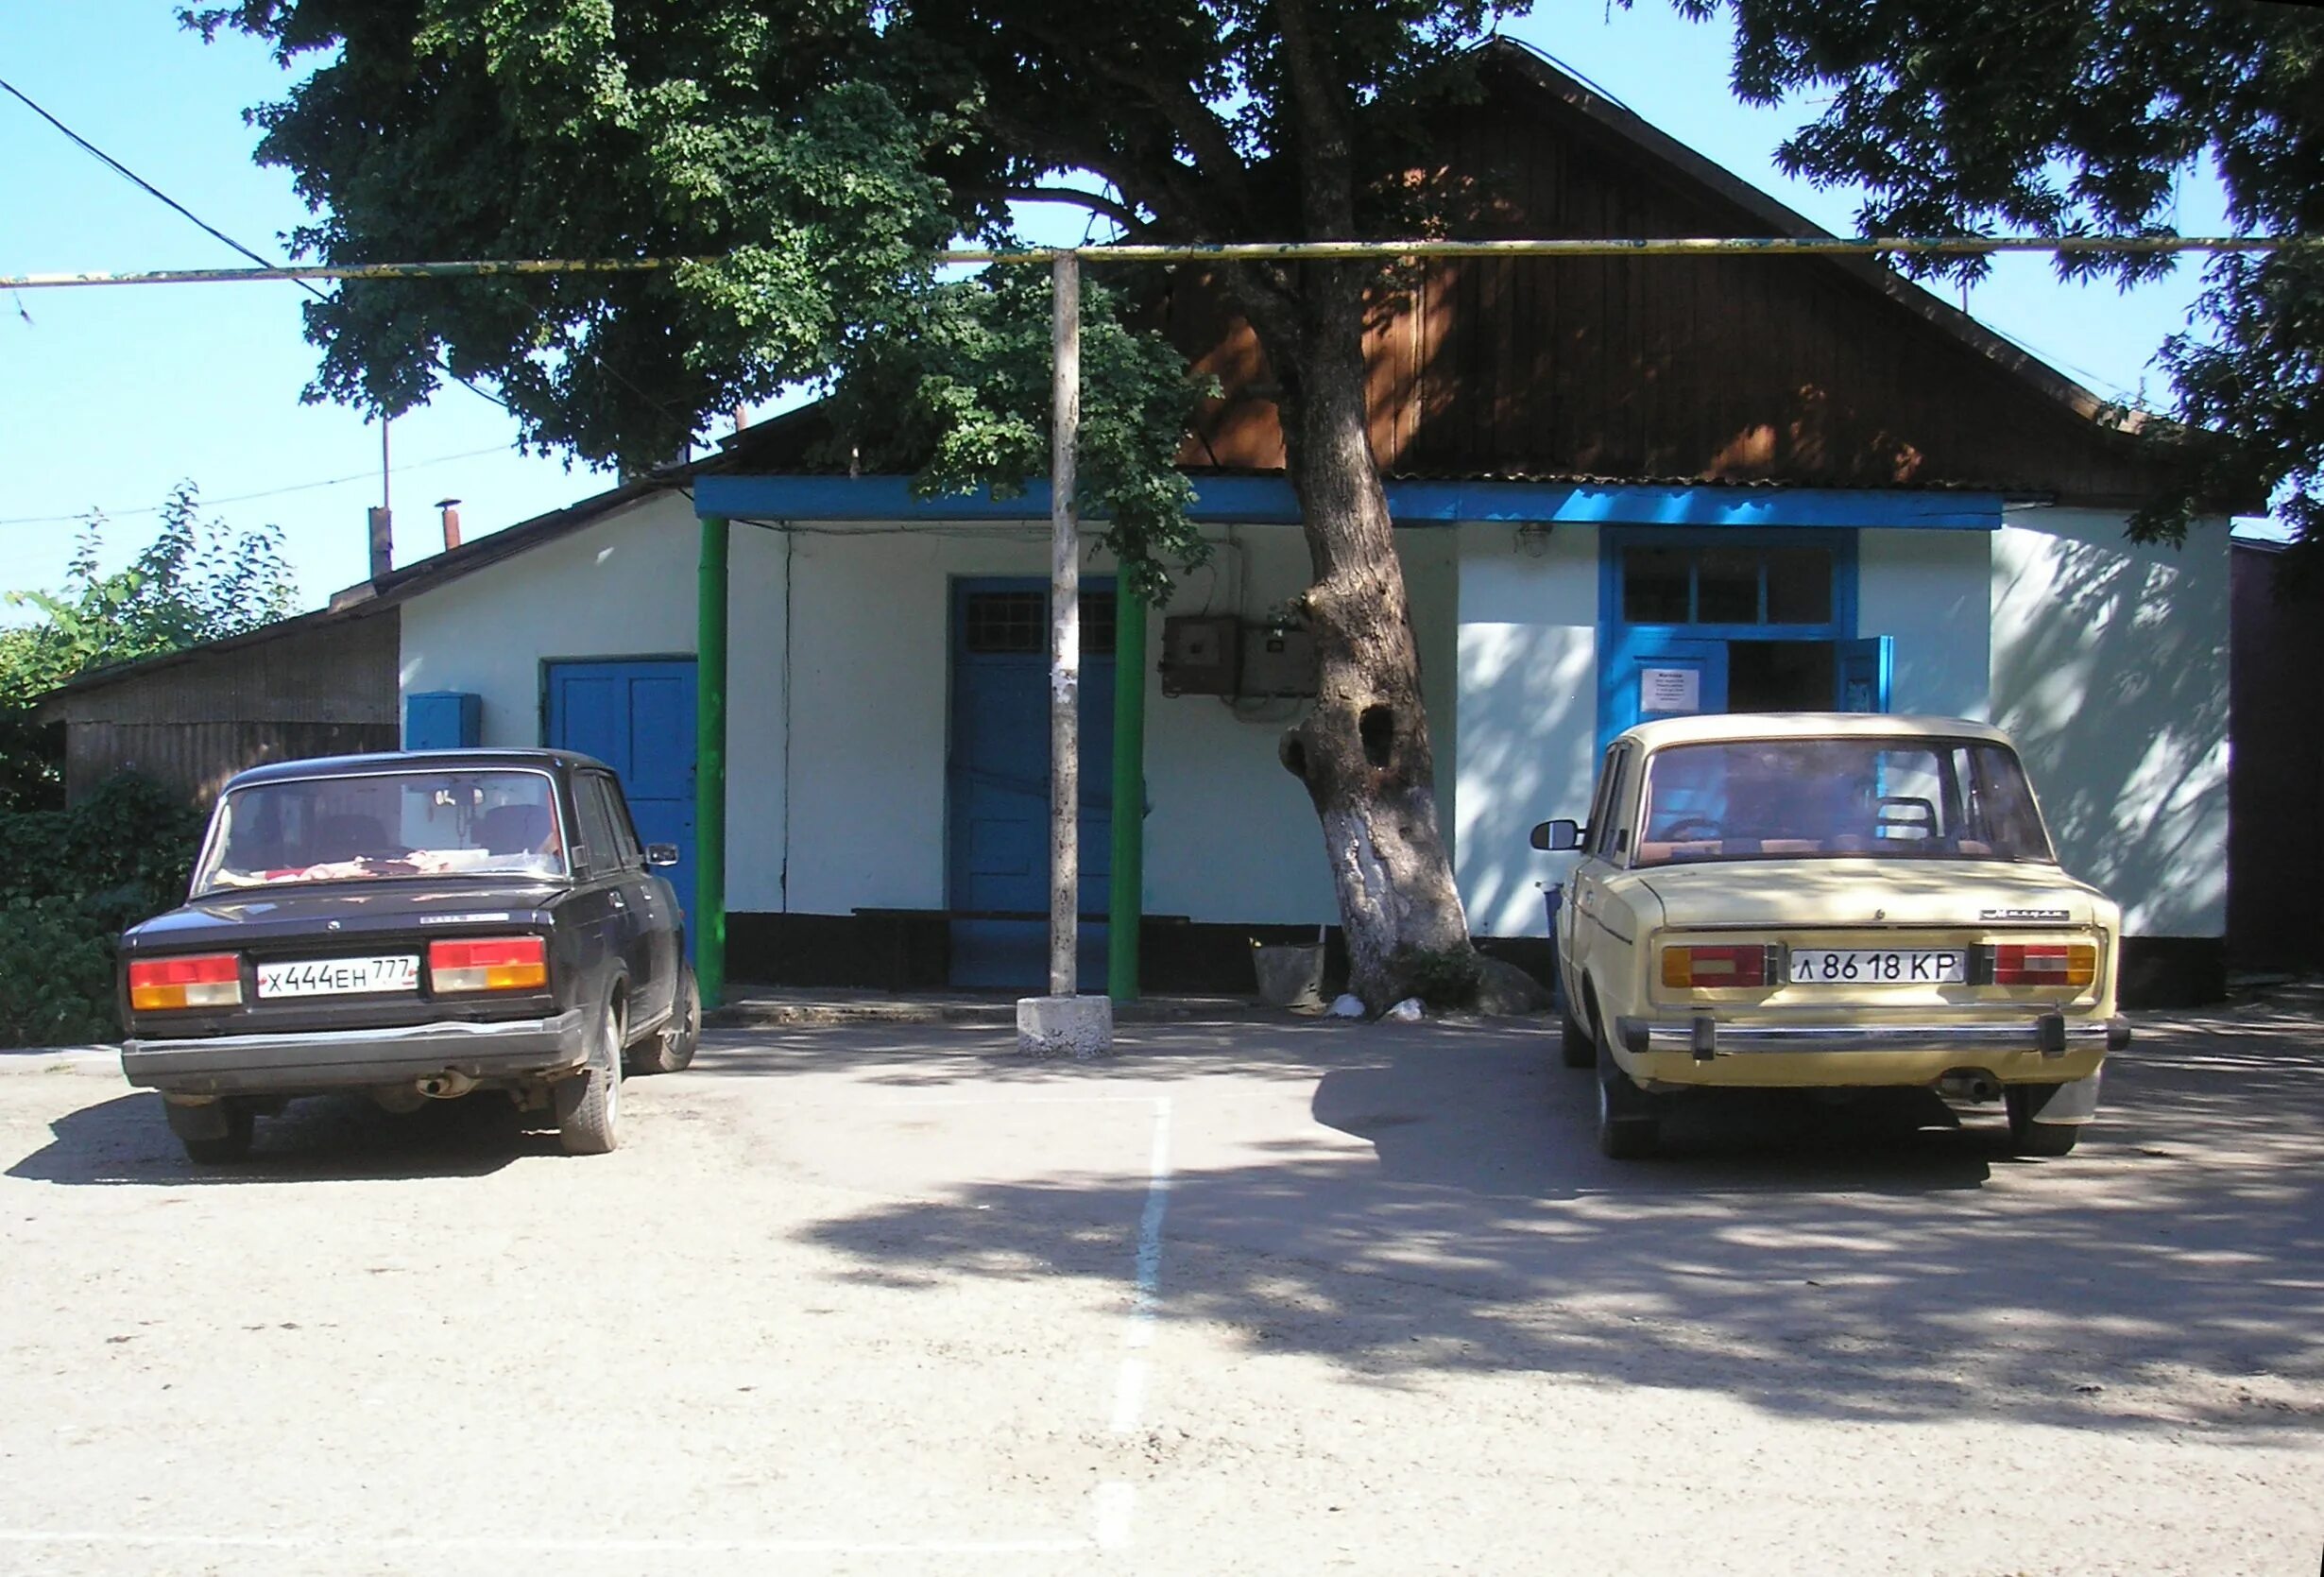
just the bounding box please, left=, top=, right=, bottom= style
left=117, top=749, right=699, bottom=1161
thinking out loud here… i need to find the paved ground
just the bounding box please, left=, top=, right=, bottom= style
left=0, top=1000, right=2317, bottom=1576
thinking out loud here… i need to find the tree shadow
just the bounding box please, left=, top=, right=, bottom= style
left=690, top=1020, right=1387, bottom=1088
left=7, top=1089, right=555, bottom=1186
left=799, top=1017, right=2324, bottom=1439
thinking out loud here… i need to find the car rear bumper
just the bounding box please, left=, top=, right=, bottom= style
left=1614, top=1014, right=2131, bottom=1060
left=121, top=1010, right=589, bottom=1097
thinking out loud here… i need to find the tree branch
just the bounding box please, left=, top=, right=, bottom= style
left=975, top=184, right=1150, bottom=237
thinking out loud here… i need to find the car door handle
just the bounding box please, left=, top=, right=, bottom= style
left=609, top=892, right=626, bottom=910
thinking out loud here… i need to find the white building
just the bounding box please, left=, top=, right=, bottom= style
left=377, top=46, right=2234, bottom=1006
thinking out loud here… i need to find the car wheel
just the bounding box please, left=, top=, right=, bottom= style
left=1558, top=1005, right=1595, bottom=1069
left=628, top=965, right=701, bottom=1076
left=1595, top=1022, right=1661, bottom=1159
left=556, top=1000, right=625, bottom=1156
left=169, top=1100, right=254, bottom=1166
left=2005, top=1083, right=2081, bottom=1157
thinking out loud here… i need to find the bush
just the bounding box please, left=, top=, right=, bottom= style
left=0, top=898, right=116, bottom=1046
left=0, top=773, right=203, bottom=1046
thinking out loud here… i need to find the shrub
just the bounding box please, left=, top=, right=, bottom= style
left=0, top=772, right=203, bottom=1046
left=0, top=898, right=117, bottom=1046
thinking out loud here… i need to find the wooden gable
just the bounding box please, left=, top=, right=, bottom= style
left=1171, top=44, right=2175, bottom=505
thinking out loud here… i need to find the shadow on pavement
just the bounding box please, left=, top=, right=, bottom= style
left=800, top=1013, right=2324, bottom=1440
left=7, top=1089, right=557, bottom=1185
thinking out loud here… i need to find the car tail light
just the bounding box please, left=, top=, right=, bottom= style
left=429, top=935, right=549, bottom=993
left=1991, top=943, right=2096, bottom=988
left=128, top=953, right=243, bottom=1011
left=1661, top=945, right=1772, bottom=989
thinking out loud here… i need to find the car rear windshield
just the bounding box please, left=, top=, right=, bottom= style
left=193, top=769, right=568, bottom=894
left=1633, top=737, right=2056, bottom=867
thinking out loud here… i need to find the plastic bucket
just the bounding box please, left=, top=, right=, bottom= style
left=1251, top=942, right=1326, bottom=1010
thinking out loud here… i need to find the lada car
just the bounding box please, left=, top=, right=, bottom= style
left=117, top=750, right=699, bottom=1162
left=1534, top=714, right=2127, bottom=1159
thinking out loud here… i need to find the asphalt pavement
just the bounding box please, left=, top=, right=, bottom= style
left=0, top=999, right=2317, bottom=1575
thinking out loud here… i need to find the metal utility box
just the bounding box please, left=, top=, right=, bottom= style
left=1160, top=615, right=1240, bottom=696
left=1239, top=624, right=1318, bottom=697
left=403, top=691, right=482, bottom=750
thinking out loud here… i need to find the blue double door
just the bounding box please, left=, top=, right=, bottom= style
left=545, top=660, right=698, bottom=954
left=948, top=578, right=1114, bottom=989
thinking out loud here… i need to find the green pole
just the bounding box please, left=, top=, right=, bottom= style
left=696, top=515, right=729, bottom=1010
left=1106, top=588, right=1147, bottom=1003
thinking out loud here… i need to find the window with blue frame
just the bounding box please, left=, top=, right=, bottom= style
left=1617, top=540, right=1838, bottom=628
left=1596, top=526, right=1865, bottom=749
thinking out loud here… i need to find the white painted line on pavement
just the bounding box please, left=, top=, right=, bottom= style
left=1093, top=1094, right=1174, bottom=1551
left=1110, top=1355, right=1149, bottom=1431
left=1093, top=1482, right=1136, bottom=1551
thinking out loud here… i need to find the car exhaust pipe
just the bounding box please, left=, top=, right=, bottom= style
left=1937, top=1071, right=2001, bottom=1103
left=416, top=1071, right=478, bottom=1100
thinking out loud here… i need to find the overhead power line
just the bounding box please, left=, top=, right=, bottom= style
left=0, top=443, right=518, bottom=529
left=0, top=69, right=511, bottom=415
left=0, top=72, right=317, bottom=297
left=2, top=232, right=2310, bottom=291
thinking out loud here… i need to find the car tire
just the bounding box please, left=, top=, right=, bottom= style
left=171, top=1101, right=254, bottom=1166
left=2005, top=1083, right=2081, bottom=1157
left=556, top=1000, right=625, bottom=1156
left=1595, top=1023, right=1661, bottom=1159
left=628, top=965, right=701, bottom=1076
left=1559, top=1005, right=1595, bottom=1069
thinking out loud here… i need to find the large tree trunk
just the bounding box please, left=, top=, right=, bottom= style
left=1260, top=281, right=1476, bottom=1011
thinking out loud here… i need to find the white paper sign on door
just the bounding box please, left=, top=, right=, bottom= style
left=1641, top=666, right=1700, bottom=713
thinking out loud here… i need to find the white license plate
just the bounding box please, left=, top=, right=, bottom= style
left=1790, top=949, right=1963, bottom=986
left=256, top=955, right=420, bottom=999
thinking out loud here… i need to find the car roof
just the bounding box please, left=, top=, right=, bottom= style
left=1617, top=712, right=2021, bottom=751
left=222, top=748, right=610, bottom=789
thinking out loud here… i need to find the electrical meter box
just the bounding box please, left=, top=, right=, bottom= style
left=1239, top=624, right=1319, bottom=697
left=1159, top=615, right=1240, bottom=696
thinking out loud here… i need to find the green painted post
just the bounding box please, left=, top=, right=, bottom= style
left=1107, top=588, right=1147, bottom=1003
left=696, top=515, right=729, bottom=1010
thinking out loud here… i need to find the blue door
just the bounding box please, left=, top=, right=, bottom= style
left=545, top=660, right=698, bottom=952
left=1601, top=637, right=1730, bottom=741
left=948, top=580, right=1114, bottom=988
left=1836, top=635, right=1894, bottom=712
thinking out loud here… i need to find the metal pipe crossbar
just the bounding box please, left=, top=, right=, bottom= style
left=4, top=233, right=2314, bottom=290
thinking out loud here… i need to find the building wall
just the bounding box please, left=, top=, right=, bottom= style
left=761, top=519, right=1456, bottom=926
left=1452, top=522, right=1602, bottom=939
left=1991, top=507, right=2230, bottom=942
left=54, top=607, right=400, bottom=805
left=1858, top=526, right=1991, bottom=719
left=395, top=492, right=702, bottom=748
left=2227, top=542, right=2324, bottom=969
left=398, top=500, right=1461, bottom=930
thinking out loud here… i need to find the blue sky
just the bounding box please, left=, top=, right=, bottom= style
left=0, top=2, right=2240, bottom=612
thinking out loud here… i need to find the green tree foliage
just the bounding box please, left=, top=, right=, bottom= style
left=0, top=774, right=205, bottom=1047
left=1672, top=0, right=2324, bottom=561
left=2, top=481, right=299, bottom=710
left=189, top=0, right=1520, bottom=1003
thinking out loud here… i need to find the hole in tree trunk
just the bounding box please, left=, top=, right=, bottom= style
left=1359, top=706, right=1394, bottom=769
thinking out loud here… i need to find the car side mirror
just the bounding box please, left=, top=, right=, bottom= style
left=645, top=843, right=679, bottom=867
left=1529, top=819, right=1582, bottom=852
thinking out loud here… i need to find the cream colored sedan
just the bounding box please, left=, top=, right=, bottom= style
left=1536, top=713, right=2127, bottom=1159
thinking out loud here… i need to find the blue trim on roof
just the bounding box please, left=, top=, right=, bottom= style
left=692, top=474, right=2004, bottom=531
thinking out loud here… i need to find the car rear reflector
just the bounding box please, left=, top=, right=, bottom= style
left=1661, top=945, right=1772, bottom=989
left=428, top=935, right=549, bottom=994
left=1991, top=943, right=2096, bottom=988
left=128, top=953, right=243, bottom=1011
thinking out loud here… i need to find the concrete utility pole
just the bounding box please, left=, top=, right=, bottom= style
left=1048, top=249, right=1082, bottom=1002
left=1017, top=250, right=1113, bottom=1057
